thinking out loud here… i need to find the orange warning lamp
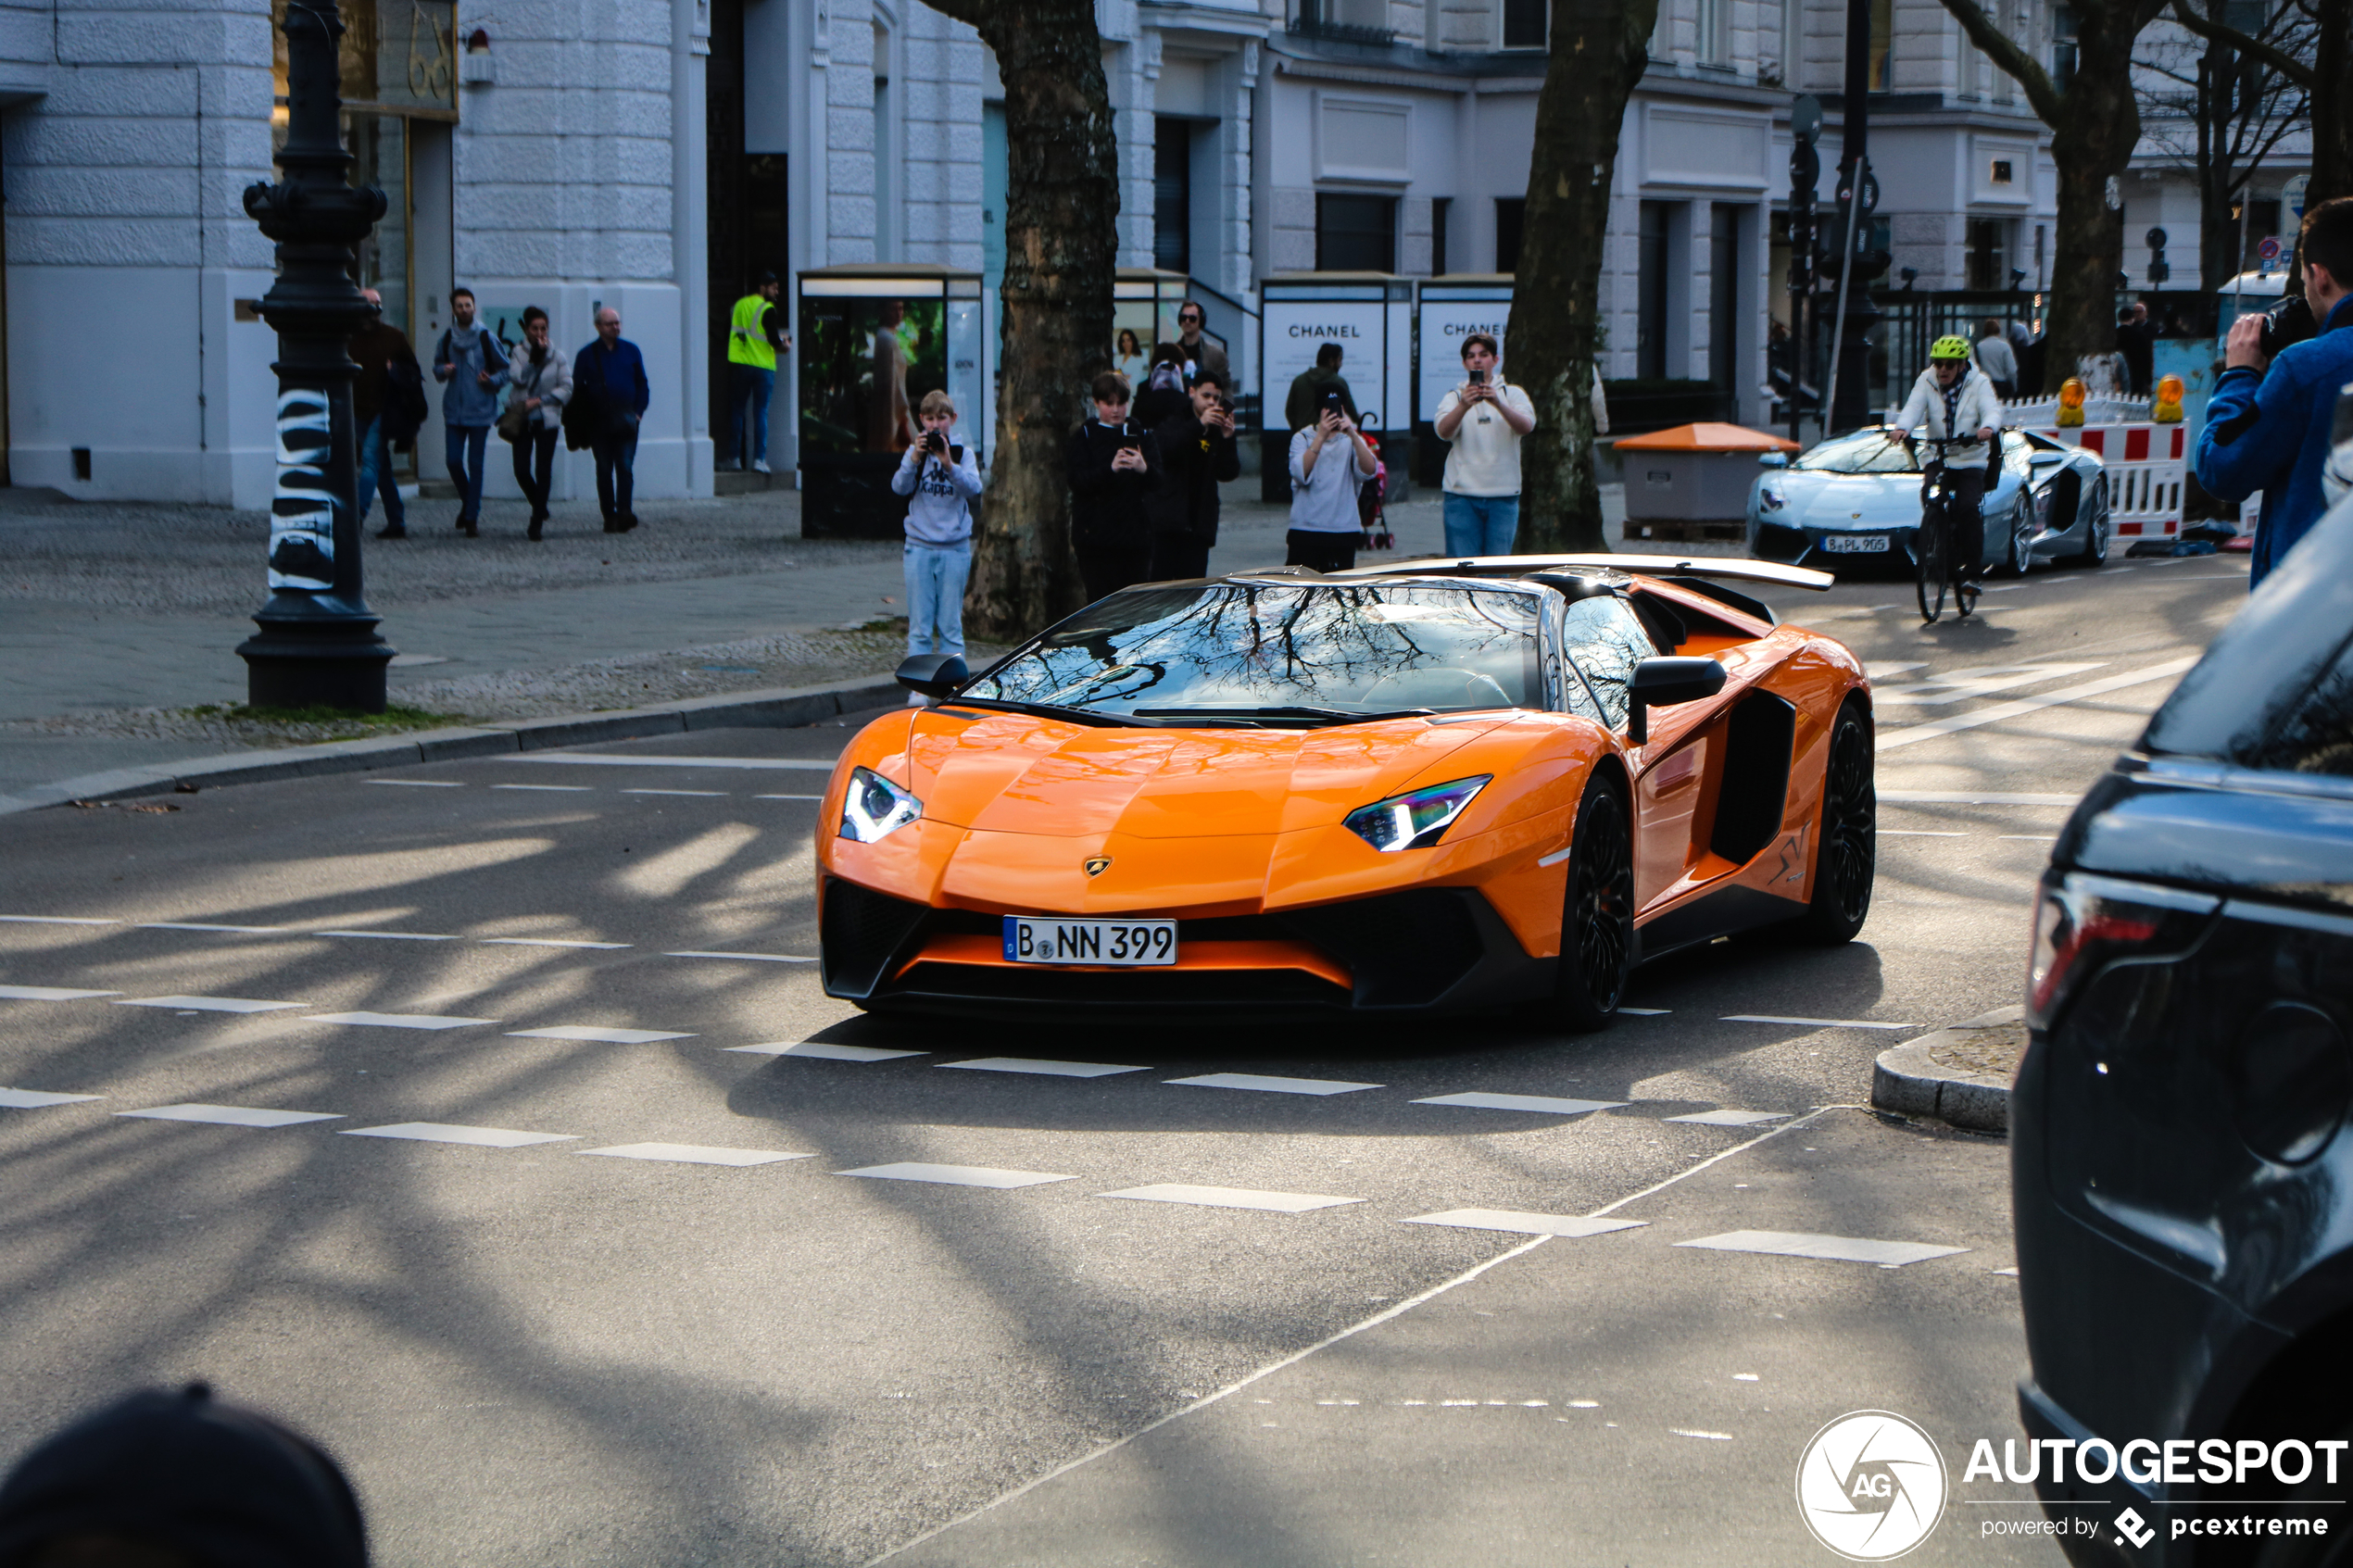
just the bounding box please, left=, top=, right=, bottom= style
left=2153, top=373, right=2185, bottom=422
left=2057, top=377, right=2087, bottom=427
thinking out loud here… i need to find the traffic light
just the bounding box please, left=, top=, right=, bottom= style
left=1817, top=164, right=1888, bottom=284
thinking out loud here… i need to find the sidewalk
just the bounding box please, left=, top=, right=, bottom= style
left=0, top=476, right=1638, bottom=799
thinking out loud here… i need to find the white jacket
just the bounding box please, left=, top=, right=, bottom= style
left=1892, top=366, right=2004, bottom=464
left=506, top=343, right=573, bottom=431
left=1435, top=377, right=1538, bottom=495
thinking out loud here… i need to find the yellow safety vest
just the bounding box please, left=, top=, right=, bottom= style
left=727, top=294, right=776, bottom=370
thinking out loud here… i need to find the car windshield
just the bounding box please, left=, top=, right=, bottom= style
left=1791, top=430, right=1919, bottom=474
left=966, top=582, right=1544, bottom=721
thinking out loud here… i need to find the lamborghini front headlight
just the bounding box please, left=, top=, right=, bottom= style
left=837, top=767, right=924, bottom=844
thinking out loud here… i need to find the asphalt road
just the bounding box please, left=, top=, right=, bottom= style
left=0, top=548, right=2252, bottom=1565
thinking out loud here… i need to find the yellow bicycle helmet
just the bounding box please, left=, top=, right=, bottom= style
left=1929, top=334, right=1974, bottom=362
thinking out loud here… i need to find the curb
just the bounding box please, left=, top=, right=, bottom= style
left=1871, top=1004, right=2025, bottom=1135
left=0, top=672, right=901, bottom=816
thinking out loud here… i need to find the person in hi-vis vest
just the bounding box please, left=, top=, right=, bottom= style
left=726, top=271, right=791, bottom=473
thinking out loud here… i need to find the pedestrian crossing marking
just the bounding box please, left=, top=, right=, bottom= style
left=118, top=1105, right=343, bottom=1128
left=837, top=1162, right=1073, bottom=1189
left=1166, top=1073, right=1381, bottom=1097
left=1402, top=1210, right=1645, bottom=1238
left=1101, top=1184, right=1363, bottom=1214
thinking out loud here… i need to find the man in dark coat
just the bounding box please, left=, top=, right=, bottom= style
left=1067, top=370, right=1164, bottom=604
left=574, top=307, right=652, bottom=533
left=1284, top=342, right=1358, bottom=433
left=1147, top=368, right=1239, bottom=581
left=349, top=289, right=421, bottom=539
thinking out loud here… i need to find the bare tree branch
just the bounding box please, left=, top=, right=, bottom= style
left=1935, top=0, right=2067, bottom=121
left=2168, top=0, right=2314, bottom=83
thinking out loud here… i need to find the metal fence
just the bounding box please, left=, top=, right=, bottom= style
left=1869, top=289, right=2043, bottom=414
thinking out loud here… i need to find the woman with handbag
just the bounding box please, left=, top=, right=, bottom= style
left=504, top=307, right=573, bottom=540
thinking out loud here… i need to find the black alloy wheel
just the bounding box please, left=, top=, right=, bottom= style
left=1798, top=700, right=1876, bottom=943
left=1556, top=774, right=1635, bottom=1032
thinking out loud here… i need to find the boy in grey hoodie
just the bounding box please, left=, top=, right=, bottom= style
left=890, top=390, right=984, bottom=696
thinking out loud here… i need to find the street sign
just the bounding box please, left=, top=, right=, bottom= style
left=2145, top=227, right=2168, bottom=251
left=2257, top=235, right=2282, bottom=262
left=1792, top=94, right=1822, bottom=143
left=2284, top=173, right=2310, bottom=220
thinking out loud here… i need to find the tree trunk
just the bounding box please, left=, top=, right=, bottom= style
left=926, top=0, right=1118, bottom=641
left=2038, top=19, right=2145, bottom=391
left=2309, top=0, right=2350, bottom=208
left=1509, top=0, right=1659, bottom=552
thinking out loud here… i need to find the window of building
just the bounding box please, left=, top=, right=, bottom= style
left=1154, top=118, right=1191, bottom=275
left=1502, top=0, right=1547, bottom=48
left=1432, top=196, right=1452, bottom=277
left=1638, top=202, right=1670, bottom=379
left=1966, top=217, right=2008, bottom=290
left=1869, top=0, right=1893, bottom=87
left=1708, top=207, right=1739, bottom=386
left=1317, top=194, right=1397, bottom=272
left=2051, top=4, right=2077, bottom=91
left=1696, top=0, right=1730, bottom=63
left=1650, top=0, right=1674, bottom=60
left=1495, top=197, right=1526, bottom=274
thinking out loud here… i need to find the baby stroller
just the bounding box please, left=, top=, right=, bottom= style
left=1355, top=413, right=1394, bottom=552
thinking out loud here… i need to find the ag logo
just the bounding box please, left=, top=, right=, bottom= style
left=1084, top=856, right=1112, bottom=878
left=1795, top=1410, right=1947, bottom=1561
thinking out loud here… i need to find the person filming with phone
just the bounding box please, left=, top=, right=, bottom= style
left=1433, top=333, right=1536, bottom=557
left=1067, top=371, right=1164, bottom=603
left=1287, top=386, right=1378, bottom=573
left=1147, top=367, right=1239, bottom=581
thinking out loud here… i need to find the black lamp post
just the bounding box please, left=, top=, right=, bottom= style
left=237, top=0, right=396, bottom=711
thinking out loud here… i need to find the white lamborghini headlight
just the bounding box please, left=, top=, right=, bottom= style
left=1343, top=776, right=1491, bottom=853
left=837, top=767, right=923, bottom=844
left=1757, top=483, right=1787, bottom=512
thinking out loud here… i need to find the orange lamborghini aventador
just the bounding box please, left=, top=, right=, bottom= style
left=813, top=555, right=1873, bottom=1026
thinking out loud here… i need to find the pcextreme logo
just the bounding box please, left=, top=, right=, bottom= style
left=1796, top=1411, right=1950, bottom=1561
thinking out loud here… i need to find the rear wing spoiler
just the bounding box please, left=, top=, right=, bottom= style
left=1330, top=554, right=1834, bottom=592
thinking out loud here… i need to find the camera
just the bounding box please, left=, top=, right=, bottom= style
left=2260, top=294, right=2317, bottom=361
left=924, top=429, right=947, bottom=455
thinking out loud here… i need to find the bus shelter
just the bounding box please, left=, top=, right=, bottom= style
left=1415, top=276, right=1516, bottom=488
left=1257, top=274, right=1413, bottom=503
left=796, top=265, right=988, bottom=540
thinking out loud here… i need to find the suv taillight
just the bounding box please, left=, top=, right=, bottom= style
left=2026, top=872, right=2219, bottom=1031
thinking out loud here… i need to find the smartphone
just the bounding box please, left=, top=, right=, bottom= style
left=1322, top=390, right=1344, bottom=416
left=1468, top=369, right=1487, bottom=386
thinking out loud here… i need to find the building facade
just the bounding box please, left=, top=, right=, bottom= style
left=3, top=0, right=2156, bottom=508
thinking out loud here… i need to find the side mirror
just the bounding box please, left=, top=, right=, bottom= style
left=1757, top=451, right=1790, bottom=469
left=1626, top=657, right=1727, bottom=745
left=895, top=653, right=967, bottom=699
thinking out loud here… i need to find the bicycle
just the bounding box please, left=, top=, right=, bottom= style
left=1910, top=435, right=1992, bottom=623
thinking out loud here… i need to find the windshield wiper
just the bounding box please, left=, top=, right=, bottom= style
left=1131, top=705, right=1436, bottom=727
left=942, top=696, right=1135, bottom=728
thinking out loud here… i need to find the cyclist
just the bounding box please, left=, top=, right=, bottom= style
left=1887, top=334, right=2004, bottom=591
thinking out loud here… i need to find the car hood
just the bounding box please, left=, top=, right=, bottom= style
left=1770, top=471, right=1919, bottom=532
left=894, top=708, right=1507, bottom=839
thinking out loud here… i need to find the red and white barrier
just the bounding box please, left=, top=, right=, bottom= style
left=2024, top=421, right=2188, bottom=544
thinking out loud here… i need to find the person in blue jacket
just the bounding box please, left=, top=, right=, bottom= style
left=2196, top=196, right=2353, bottom=586
left=575, top=307, right=651, bottom=533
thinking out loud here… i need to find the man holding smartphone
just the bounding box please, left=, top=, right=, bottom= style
left=1287, top=389, right=1378, bottom=572
left=1146, top=368, right=1240, bottom=580
left=1432, top=333, right=1536, bottom=557
left=1067, top=371, right=1164, bottom=603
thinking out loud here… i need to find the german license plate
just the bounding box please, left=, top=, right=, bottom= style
left=1002, top=916, right=1177, bottom=967
left=1822, top=533, right=1890, bottom=554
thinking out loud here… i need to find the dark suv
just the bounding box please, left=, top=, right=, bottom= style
left=2015, top=502, right=2353, bottom=1566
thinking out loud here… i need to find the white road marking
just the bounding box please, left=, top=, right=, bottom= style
left=1864, top=661, right=1927, bottom=679
left=1672, top=1428, right=1735, bottom=1440
left=1994, top=1266, right=2021, bottom=1276
left=754, top=794, right=825, bottom=801
left=1676, top=1229, right=1969, bottom=1267
left=1733, top=1374, right=1760, bottom=1381
left=0, top=1088, right=103, bottom=1109
left=515, top=753, right=838, bottom=770
left=114, top=996, right=305, bottom=1013
left=1403, top=1210, right=1646, bottom=1238
left=1881, top=830, right=1968, bottom=836
left=317, top=929, right=459, bottom=941
left=1876, top=656, right=2199, bottom=752
left=1874, top=661, right=2105, bottom=706
left=941, top=1057, right=1150, bottom=1078
left=1881, top=791, right=2077, bottom=805
left=0, top=915, right=117, bottom=926
left=837, top=1161, right=1073, bottom=1189
left=137, top=922, right=285, bottom=934
left=1665, top=1110, right=1792, bottom=1127
left=2000, top=834, right=2059, bottom=841
left=662, top=950, right=818, bottom=963
left=0, top=985, right=119, bottom=1001
left=1536, top=846, right=1573, bottom=867
left=118, top=1104, right=342, bottom=1128
left=482, top=937, right=631, bottom=950
left=1166, top=1073, right=1381, bottom=1096
left=1101, top=1184, right=1363, bottom=1214
left=343, top=1122, right=577, bottom=1148
left=1412, top=1091, right=1627, bottom=1115
left=1618, top=1007, right=1671, bottom=1016
left=368, top=779, right=463, bottom=787
left=306, top=1011, right=496, bottom=1030
left=1720, top=1014, right=1916, bottom=1030
left=732, top=1042, right=925, bottom=1061
left=580, top=1142, right=811, bottom=1166
left=491, top=784, right=593, bottom=792
left=621, top=788, right=728, bottom=797
left=506, top=1026, right=695, bottom=1044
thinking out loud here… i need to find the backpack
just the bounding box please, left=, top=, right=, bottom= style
left=382, top=359, right=428, bottom=450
